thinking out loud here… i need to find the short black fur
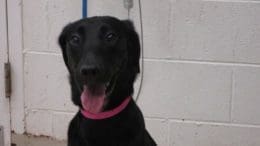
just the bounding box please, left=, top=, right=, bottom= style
left=58, top=16, right=156, bottom=146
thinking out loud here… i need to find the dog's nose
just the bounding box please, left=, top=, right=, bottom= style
left=80, top=65, right=99, bottom=76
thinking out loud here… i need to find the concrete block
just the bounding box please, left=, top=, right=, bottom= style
left=169, top=120, right=260, bottom=146
left=138, top=60, right=231, bottom=122
left=145, top=118, right=169, bottom=146
left=26, top=110, right=52, bottom=136
left=232, top=66, right=260, bottom=125
left=88, top=0, right=128, bottom=19
left=46, top=0, right=82, bottom=53
left=52, top=112, right=74, bottom=140
left=23, top=0, right=81, bottom=53
left=140, top=0, right=171, bottom=59
left=23, top=0, right=48, bottom=52
left=231, top=3, right=260, bottom=63
left=24, top=52, right=77, bottom=112
left=170, top=1, right=260, bottom=63
left=170, top=1, right=235, bottom=61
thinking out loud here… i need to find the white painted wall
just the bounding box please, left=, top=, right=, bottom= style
left=18, top=0, right=260, bottom=146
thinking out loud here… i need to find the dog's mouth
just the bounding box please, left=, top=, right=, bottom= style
left=80, top=74, right=118, bottom=114
left=80, top=84, right=106, bottom=114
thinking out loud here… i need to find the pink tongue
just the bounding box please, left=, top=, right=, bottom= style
left=81, top=86, right=105, bottom=114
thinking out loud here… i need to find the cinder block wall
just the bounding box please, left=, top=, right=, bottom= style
left=21, top=0, right=260, bottom=146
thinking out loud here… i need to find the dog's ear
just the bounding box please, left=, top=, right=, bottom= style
left=122, top=20, right=140, bottom=73
left=58, top=23, right=73, bottom=70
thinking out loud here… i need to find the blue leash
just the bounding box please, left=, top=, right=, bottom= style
left=82, top=0, right=87, bottom=18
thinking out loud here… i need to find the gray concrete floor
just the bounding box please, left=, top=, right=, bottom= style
left=12, top=134, right=66, bottom=146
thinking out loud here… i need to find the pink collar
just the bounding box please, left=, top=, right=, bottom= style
left=81, top=97, right=131, bottom=120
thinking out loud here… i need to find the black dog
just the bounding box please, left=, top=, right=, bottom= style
left=58, top=16, right=156, bottom=146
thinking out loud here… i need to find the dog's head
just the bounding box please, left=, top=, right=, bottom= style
left=58, top=16, right=140, bottom=112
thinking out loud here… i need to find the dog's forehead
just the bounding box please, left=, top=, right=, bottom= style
left=77, top=17, right=123, bottom=33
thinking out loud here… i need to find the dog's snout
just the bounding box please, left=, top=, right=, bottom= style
left=80, top=65, right=99, bottom=76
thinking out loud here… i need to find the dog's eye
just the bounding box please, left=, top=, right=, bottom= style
left=105, top=33, right=117, bottom=42
left=69, top=34, right=81, bottom=46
